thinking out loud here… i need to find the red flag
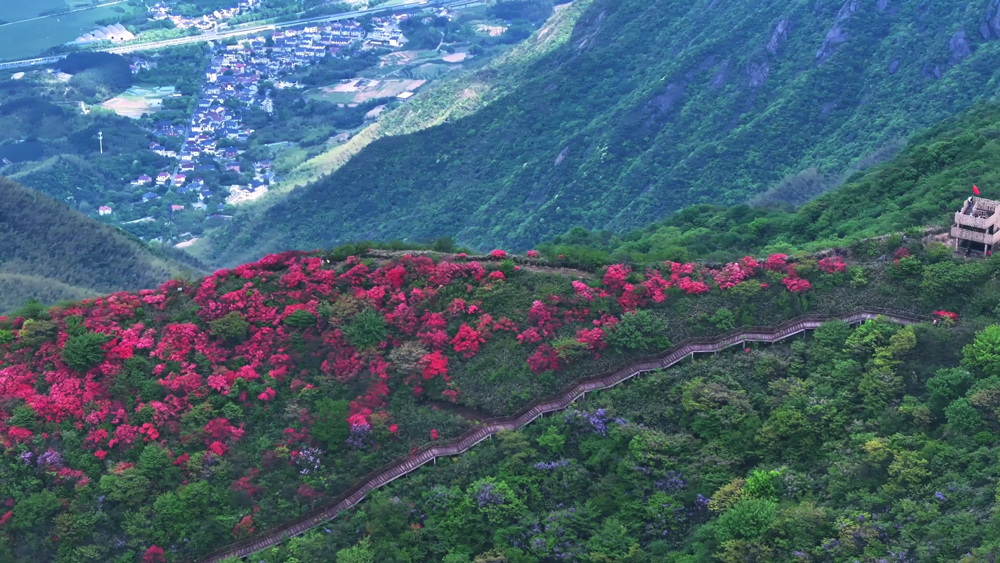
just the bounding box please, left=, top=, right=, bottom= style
left=974, top=185, right=981, bottom=195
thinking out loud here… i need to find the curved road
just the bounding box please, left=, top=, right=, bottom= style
left=0, top=0, right=480, bottom=71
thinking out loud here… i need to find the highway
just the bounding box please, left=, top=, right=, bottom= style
left=0, top=0, right=481, bottom=71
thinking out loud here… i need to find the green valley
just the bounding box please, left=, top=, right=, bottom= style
left=211, top=0, right=1000, bottom=259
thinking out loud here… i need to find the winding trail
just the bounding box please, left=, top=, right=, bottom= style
left=194, top=308, right=927, bottom=563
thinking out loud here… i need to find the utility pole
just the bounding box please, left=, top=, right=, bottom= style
left=98, top=130, right=104, bottom=154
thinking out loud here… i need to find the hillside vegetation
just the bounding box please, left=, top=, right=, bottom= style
left=535, top=103, right=1000, bottom=266
left=205, top=0, right=594, bottom=266
left=3, top=231, right=1000, bottom=561
left=235, top=314, right=1000, bottom=562
left=207, top=0, right=1000, bottom=258
left=0, top=177, right=202, bottom=313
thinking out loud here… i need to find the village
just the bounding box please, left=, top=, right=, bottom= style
left=101, top=8, right=416, bottom=246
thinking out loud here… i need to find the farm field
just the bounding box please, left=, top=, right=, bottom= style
left=0, top=4, right=120, bottom=61
left=101, top=85, right=177, bottom=118
left=310, top=78, right=426, bottom=104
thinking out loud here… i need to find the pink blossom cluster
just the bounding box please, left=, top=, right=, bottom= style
left=0, top=248, right=836, bottom=526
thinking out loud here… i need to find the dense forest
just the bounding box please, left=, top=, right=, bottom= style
left=536, top=103, right=1000, bottom=266
left=209, top=0, right=1000, bottom=258
left=0, top=177, right=201, bottom=313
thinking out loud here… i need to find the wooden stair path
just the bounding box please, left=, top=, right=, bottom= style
left=195, top=309, right=927, bottom=563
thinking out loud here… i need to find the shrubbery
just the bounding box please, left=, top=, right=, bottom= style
left=61, top=332, right=111, bottom=372
left=604, top=310, right=671, bottom=352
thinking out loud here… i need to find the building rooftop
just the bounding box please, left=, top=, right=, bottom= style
left=962, top=196, right=1000, bottom=218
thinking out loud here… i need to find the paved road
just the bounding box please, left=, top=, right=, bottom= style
left=0, top=0, right=479, bottom=70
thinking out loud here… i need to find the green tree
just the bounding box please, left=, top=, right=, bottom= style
left=586, top=517, right=639, bottom=561
left=336, top=537, right=374, bottom=563
left=9, top=490, right=62, bottom=532
left=926, top=368, right=975, bottom=415
left=744, top=468, right=783, bottom=500
left=716, top=498, right=777, bottom=541
left=470, top=478, right=525, bottom=525
left=100, top=468, right=151, bottom=507
left=857, top=326, right=915, bottom=414
left=137, top=444, right=176, bottom=484
left=209, top=311, right=250, bottom=342
left=311, top=398, right=350, bottom=450
left=945, top=398, right=982, bottom=434
left=709, top=308, right=736, bottom=331
left=18, top=320, right=58, bottom=347
left=343, top=308, right=388, bottom=349
left=604, top=310, right=671, bottom=352
left=61, top=331, right=110, bottom=372
left=963, top=325, right=1000, bottom=376
left=536, top=424, right=565, bottom=454
left=284, top=309, right=318, bottom=330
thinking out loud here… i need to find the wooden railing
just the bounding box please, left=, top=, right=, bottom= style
left=194, top=309, right=927, bottom=563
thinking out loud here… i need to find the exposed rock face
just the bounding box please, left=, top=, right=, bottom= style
left=989, top=2, right=1000, bottom=38
left=950, top=30, right=971, bottom=61
left=554, top=147, right=569, bottom=167
left=877, top=0, right=888, bottom=11
left=889, top=59, right=900, bottom=74
left=652, top=82, right=686, bottom=114
left=817, top=1, right=859, bottom=63
left=710, top=60, right=730, bottom=90
left=573, top=10, right=607, bottom=53
left=767, top=19, right=791, bottom=54
left=746, top=61, right=770, bottom=88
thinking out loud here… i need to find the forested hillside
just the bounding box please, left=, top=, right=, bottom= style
left=2, top=235, right=1000, bottom=562
left=0, top=177, right=202, bottom=313
left=540, top=103, right=1000, bottom=265
left=231, top=315, right=1000, bottom=562
left=206, top=0, right=593, bottom=266
left=210, top=0, right=1000, bottom=257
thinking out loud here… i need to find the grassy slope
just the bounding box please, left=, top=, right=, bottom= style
left=0, top=177, right=202, bottom=313
left=202, top=1, right=593, bottom=267
left=208, top=0, right=1000, bottom=258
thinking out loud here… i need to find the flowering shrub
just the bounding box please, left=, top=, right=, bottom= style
left=764, top=254, right=788, bottom=272
left=934, top=311, right=959, bottom=324
left=142, top=546, right=166, bottom=563
left=818, top=256, right=848, bottom=274
left=0, top=248, right=837, bottom=559
left=782, top=275, right=812, bottom=293
left=451, top=324, right=485, bottom=358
